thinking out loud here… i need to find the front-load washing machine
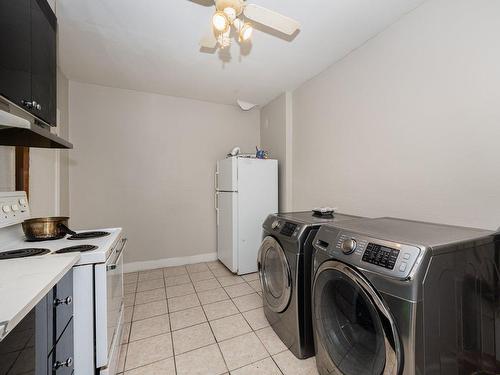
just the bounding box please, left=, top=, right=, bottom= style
left=311, top=217, right=499, bottom=375
left=258, top=211, right=363, bottom=359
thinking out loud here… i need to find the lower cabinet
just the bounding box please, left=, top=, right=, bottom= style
left=47, top=320, right=73, bottom=375
left=47, top=271, right=74, bottom=374
left=0, top=269, right=74, bottom=375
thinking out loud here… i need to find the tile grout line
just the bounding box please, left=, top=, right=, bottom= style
left=164, top=275, right=179, bottom=375
left=201, top=297, right=231, bottom=374
left=122, top=299, right=134, bottom=373
left=120, top=356, right=176, bottom=375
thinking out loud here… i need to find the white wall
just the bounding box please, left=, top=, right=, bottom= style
left=0, top=147, right=15, bottom=191
left=68, top=82, right=260, bottom=268
left=260, top=92, right=293, bottom=211
left=292, top=0, right=500, bottom=230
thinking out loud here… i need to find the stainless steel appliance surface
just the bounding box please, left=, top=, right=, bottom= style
left=311, top=217, right=499, bottom=375
left=257, top=211, right=365, bottom=359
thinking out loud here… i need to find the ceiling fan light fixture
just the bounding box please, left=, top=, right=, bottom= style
left=223, top=7, right=236, bottom=22
left=217, top=29, right=231, bottom=49
left=239, top=22, right=253, bottom=42
left=212, top=11, right=229, bottom=33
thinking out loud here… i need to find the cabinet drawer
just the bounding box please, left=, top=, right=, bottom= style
left=48, top=318, right=74, bottom=375
left=48, top=270, right=73, bottom=350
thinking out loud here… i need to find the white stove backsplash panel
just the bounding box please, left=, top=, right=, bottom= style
left=0, top=191, right=30, bottom=228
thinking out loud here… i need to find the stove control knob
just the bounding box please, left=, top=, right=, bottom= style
left=2, top=205, right=11, bottom=213
left=11, top=204, right=19, bottom=211
left=19, top=198, right=27, bottom=205
left=341, top=239, right=357, bottom=254
left=271, top=220, right=281, bottom=230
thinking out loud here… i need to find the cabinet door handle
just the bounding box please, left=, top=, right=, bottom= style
left=54, top=296, right=72, bottom=306
left=54, top=357, right=73, bottom=370
left=21, top=100, right=33, bottom=109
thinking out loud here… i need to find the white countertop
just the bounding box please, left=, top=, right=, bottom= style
left=0, top=252, right=80, bottom=341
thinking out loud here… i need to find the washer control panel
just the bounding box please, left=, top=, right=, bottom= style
left=336, top=233, right=368, bottom=257
left=0, top=191, right=30, bottom=228
left=341, top=238, right=357, bottom=254
left=316, top=229, right=422, bottom=279
left=362, top=243, right=400, bottom=270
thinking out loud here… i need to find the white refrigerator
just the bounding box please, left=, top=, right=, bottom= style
left=216, top=157, right=278, bottom=275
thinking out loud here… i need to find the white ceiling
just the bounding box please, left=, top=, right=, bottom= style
left=57, top=0, right=424, bottom=106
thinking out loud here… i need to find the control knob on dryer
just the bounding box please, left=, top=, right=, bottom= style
left=271, top=220, right=281, bottom=230
left=341, top=239, right=357, bottom=254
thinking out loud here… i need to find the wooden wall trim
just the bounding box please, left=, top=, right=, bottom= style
left=15, top=147, right=30, bottom=198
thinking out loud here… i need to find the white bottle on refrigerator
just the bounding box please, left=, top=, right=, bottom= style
left=215, top=157, right=278, bottom=275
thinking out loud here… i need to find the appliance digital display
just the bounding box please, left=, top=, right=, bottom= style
left=362, top=243, right=399, bottom=270
left=280, top=222, right=297, bottom=237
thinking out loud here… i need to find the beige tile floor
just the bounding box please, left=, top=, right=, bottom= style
left=119, top=261, right=319, bottom=375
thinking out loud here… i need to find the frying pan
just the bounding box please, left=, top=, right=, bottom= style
left=22, top=217, right=77, bottom=241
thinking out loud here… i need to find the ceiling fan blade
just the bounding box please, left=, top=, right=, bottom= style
left=199, top=30, right=218, bottom=49
left=244, top=4, right=300, bottom=36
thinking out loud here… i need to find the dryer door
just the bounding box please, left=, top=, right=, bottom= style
left=312, top=260, right=402, bottom=375
left=257, top=236, right=292, bottom=313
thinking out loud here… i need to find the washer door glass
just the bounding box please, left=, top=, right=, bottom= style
left=313, top=262, right=400, bottom=375
left=258, top=236, right=292, bottom=313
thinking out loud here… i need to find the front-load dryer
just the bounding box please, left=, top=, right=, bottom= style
left=258, top=211, right=364, bottom=359
left=311, top=217, right=499, bottom=375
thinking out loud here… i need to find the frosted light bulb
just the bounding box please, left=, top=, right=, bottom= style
left=240, top=23, right=253, bottom=41
left=212, top=11, right=229, bottom=32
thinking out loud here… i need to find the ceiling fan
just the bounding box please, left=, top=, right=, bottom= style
left=198, top=0, right=301, bottom=50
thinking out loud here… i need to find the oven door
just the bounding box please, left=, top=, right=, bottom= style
left=312, top=260, right=403, bottom=375
left=95, top=237, right=127, bottom=369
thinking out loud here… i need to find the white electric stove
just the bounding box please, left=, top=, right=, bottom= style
left=0, top=191, right=126, bottom=375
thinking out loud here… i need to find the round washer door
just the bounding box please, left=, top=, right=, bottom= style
left=258, top=236, right=292, bottom=313
left=312, top=260, right=402, bottom=375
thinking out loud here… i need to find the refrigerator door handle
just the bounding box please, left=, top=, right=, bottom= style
left=214, top=171, right=219, bottom=190
left=215, top=192, right=219, bottom=226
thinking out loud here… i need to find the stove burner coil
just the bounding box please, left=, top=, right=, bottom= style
left=56, top=245, right=98, bottom=254
left=0, top=248, right=50, bottom=260
left=67, top=231, right=110, bottom=240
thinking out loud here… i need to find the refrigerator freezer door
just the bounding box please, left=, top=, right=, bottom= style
left=217, top=191, right=238, bottom=272
left=216, top=158, right=237, bottom=192
left=237, top=158, right=278, bottom=274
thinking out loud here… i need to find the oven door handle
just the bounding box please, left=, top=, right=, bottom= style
left=107, top=238, right=127, bottom=271
left=116, top=237, right=128, bottom=255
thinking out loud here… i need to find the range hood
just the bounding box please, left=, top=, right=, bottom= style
left=0, top=97, right=72, bottom=149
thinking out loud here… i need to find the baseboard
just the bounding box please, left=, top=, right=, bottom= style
left=123, top=252, right=218, bottom=273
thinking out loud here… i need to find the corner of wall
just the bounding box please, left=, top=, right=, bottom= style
left=285, top=91, right=293, bottom=212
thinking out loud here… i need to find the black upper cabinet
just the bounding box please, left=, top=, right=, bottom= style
left=31, top=0, right=57, bottom=126
left=0, top=0, right=57, bottom=126
left=0, top=0, right=32, bottom=109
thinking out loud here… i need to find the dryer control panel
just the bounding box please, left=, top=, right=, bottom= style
left=315, top=229, right=422, bottom=280
left=280, top=222, right=298, bottom=237
left=269, top=219, right=301, bottom=238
